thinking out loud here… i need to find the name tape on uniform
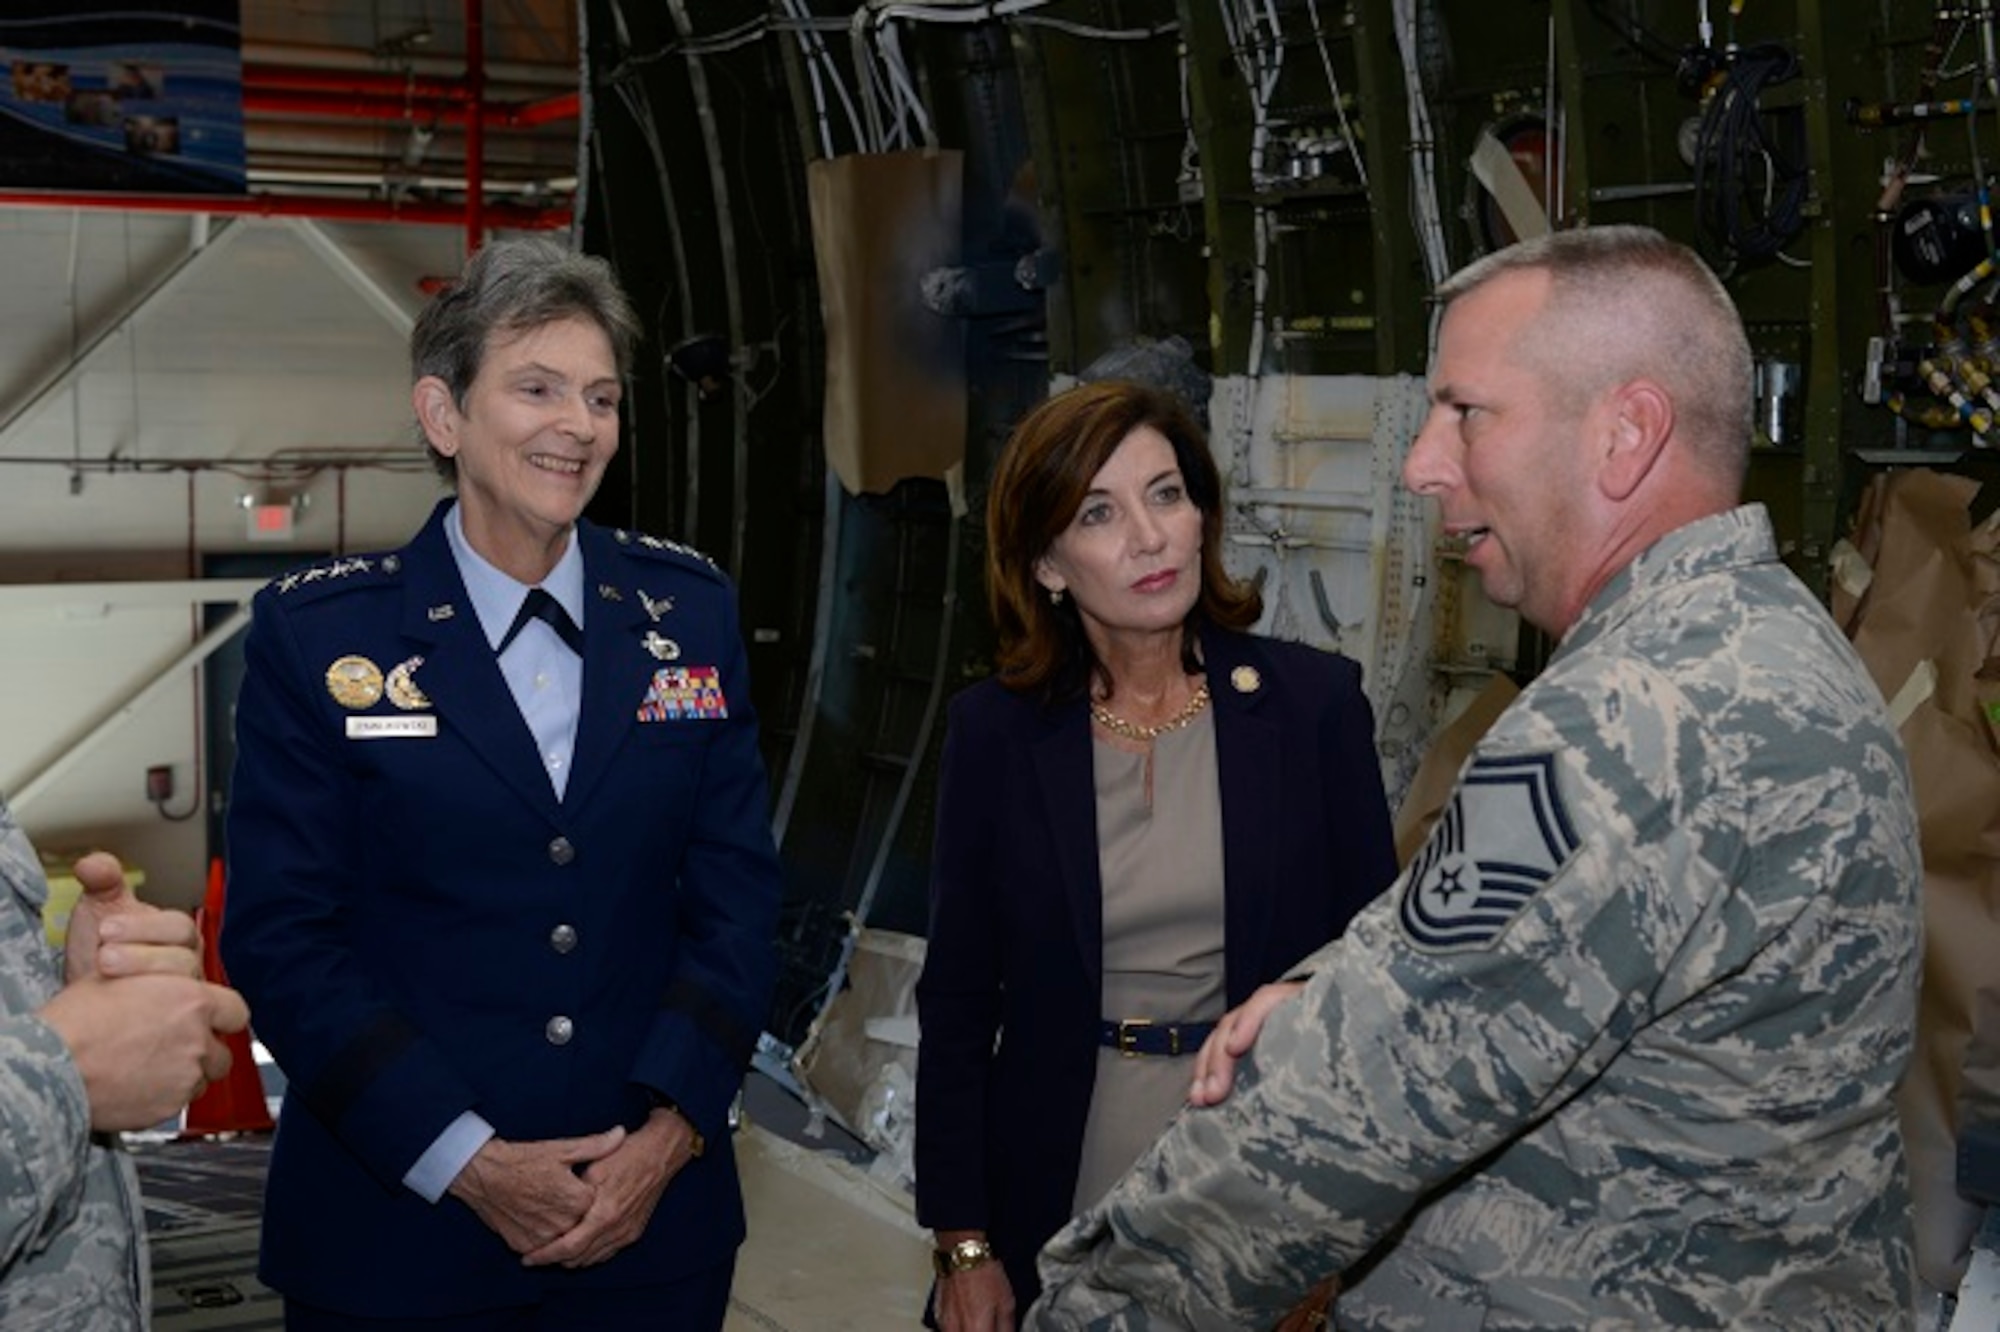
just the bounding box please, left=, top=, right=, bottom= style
left=347, top=716, right=439, bottom=740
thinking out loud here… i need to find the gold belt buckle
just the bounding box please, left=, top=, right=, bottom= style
left=1115, top=1018, right=1151, bottom=1057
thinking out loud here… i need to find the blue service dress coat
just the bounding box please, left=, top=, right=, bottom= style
left=913, top=626, right=1399, bottom=1308
left=221, top=500, right=782, bottom=1318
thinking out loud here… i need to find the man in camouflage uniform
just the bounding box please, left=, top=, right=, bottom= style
left=1026, top=227, right=1923, bottom=1330
left=2, top=797, right=250, bottom=1327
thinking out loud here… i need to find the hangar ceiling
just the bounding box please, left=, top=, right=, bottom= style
left=0, top=1, right=582, bottom=562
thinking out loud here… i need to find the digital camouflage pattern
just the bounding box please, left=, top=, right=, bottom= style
left=1029, top=507, right=1922, bottom=1331
left=0, top=798, right=148, bottom=1329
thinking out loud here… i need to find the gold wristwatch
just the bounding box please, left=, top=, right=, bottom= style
left=932, top=1236, right=996, bottom=1278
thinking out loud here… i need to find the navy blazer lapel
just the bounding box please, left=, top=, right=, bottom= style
left=563, top=522, right=657, bottom=812
left=1028, top=695, right=1102, bottom=992
left=394, top=505, right=563, bottom=821
left=1205, top=628, right=1281, bottom=1004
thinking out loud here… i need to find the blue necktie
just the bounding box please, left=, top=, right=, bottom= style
left=497, top=588, right=583, bottom=656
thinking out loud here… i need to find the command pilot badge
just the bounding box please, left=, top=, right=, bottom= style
left=325, top=655, right=384, bottom=709
left=1400, top=751, right=1580, bottom=951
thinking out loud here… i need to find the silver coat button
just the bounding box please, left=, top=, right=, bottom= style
left=548, top=837, right=575, bottom=865
left=550, top=924, right=578, bottom=954
left=545, top=1016, right=574, bottom=1045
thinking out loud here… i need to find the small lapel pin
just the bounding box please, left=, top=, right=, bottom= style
left=1231, top=665, right=1261, bottom=694
left=427, top=604, right=455, bottom=622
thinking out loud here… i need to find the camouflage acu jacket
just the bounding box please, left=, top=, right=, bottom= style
left=0, top=800, right=147, bottom=1330
left=1029, top=505, right=1922, bottom=1331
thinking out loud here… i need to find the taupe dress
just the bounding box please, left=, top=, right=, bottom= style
left=1071, top=709, right=1227, bottom=1212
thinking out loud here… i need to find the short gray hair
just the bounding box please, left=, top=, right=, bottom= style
left=410, top=237, right=642, bottom=482
left=1440, top=226, right=1753, bottom=486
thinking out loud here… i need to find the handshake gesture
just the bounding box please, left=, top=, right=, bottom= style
left=37, top=851, right=251, bottom=1132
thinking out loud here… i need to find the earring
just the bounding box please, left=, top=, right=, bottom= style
left=1047, top=587, right=1065, bottom=606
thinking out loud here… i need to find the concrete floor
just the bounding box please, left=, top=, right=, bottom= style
left=726, top=1123, right=929, bottom=1331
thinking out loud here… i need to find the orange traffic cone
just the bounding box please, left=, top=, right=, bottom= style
left=182, top=857, right=274, bottom=1136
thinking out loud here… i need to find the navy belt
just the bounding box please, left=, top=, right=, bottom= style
left=1100, top=1018, right=1217, bottom=1058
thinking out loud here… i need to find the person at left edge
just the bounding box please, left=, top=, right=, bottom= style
left=221, top=237, right=783, bottom=1330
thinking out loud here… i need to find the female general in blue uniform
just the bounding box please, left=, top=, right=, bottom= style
left=222, top=238, right=783, bottom=1330
left=914, top=381, right=1399, bottom=1329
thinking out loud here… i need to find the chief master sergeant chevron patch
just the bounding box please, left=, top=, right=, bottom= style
left=1401, top=751, right=1581, bottom=951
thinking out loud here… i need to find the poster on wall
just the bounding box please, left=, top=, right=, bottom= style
left=0, top=0, right=244, bottom=195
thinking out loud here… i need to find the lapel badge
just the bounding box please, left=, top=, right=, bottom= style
left=385, top=656, right=431, bottom=711
left=643, top=631, right=682, bottom=661
left=598, top=583, right=623, bottom=602
left=1230, top=665, right=1261, bottom=695
left=427, top=603, right=455, bottom=622
left=326, top=655, right=385, bottom=709
left=638, top=590, right=674, bottom=622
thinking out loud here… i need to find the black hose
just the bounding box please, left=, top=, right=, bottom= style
left=1692, top=43, right=1809, bottom=266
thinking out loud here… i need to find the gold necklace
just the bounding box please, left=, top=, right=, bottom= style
left=1091, top=681, right=1211, bottom=741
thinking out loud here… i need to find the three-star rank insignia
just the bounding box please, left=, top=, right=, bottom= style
left=1401, top=751, right=1580, bottom=952
left=325, top=655, right=384, bottom=709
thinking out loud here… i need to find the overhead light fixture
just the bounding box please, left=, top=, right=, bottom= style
left=375, top=21, right=435, bottom=59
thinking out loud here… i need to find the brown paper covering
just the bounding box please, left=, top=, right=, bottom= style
left=806, top=150, right=967, bottom=496
left=1841, top=469, right=2000, bottom=1296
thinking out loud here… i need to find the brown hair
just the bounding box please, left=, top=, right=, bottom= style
left=985, top=380, right=1260, bottom=699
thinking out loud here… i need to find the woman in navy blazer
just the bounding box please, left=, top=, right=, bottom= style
left=914, top=381, right=1398, bottom=1329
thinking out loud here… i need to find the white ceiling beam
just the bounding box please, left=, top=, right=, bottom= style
left=0, top=579, right=268, bottom=612
left=5, top=601, right=255, bottom=817
left=287, top=217, right=419, bottom=336
left=0, top=216, right=250, bottom=453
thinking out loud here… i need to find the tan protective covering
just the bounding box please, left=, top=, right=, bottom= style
left=1832, top=468, right=2000, bottom=1298
left=1391, top=673, right=1520, bottom=868
left=792, top=927, right=926, bottom=1184
left=806, top=150, right=967, bottom=495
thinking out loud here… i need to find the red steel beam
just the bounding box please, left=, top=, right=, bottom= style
left=241, top=87, right=578, bottom=128
left=243, top=64, right=471, bottom=102
left=506, top=92, right=579, bottom=129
